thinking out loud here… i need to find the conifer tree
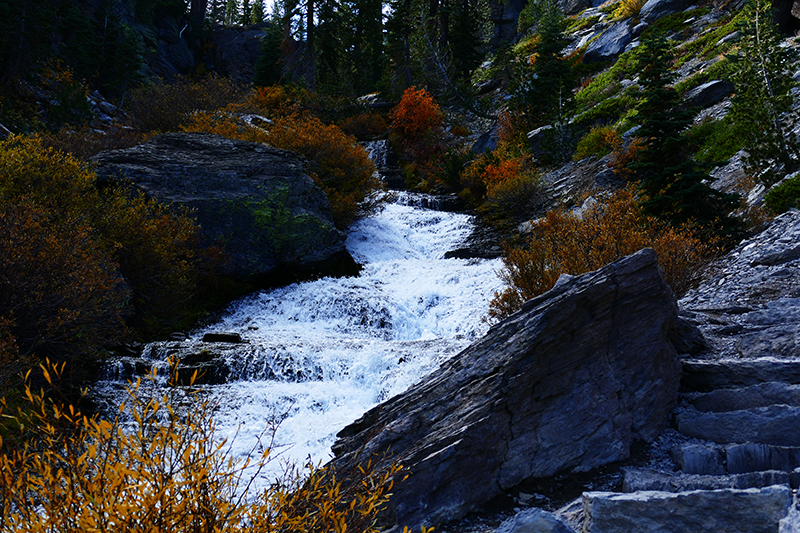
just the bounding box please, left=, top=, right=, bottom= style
left=728, top=0, right=800, bottom=185
left=251, top=0, right=266, bottom=23
left=224, top=0, right=239, bottom=25
left=449, top=0, right=486, bottom=80
left=508, top=0, right=575, bottom=161
left=630, top=34, right=740, bottom=237
left=253, top=23, right=285, bottom=86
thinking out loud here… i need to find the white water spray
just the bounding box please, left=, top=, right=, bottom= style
left=96, top=193, right=503, bottom=486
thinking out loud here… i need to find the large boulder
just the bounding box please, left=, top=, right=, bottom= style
left=640, top=0, right=694, bottom=23
left=583, top=21, right=633, bottom=63
left=331, top=249, right=688, bottom=531
left=91, top=132, right=359, bottom=285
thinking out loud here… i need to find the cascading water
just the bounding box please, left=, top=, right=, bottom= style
left=95, top=192, right=503, bottom=487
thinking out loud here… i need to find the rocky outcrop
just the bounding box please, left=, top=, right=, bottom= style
left=91, top=132, right=359, bottom=286
left=331, top=249, right=689, bottom=531
left=678, top=210, right=800, bottom=360
left=211, top=22, right=272, bottom=85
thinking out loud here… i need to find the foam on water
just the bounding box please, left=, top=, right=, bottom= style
left=97, top=193, right=503, bottom=488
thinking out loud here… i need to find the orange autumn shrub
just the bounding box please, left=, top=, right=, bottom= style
left=0, top=135, right=219, bottom=352
left=0, top=200, right=128, bottom=365
left=183, top=108, right=381, bottom=228
left=488, top=187, right=714, bottom=320
left=389, top=86, right=443, bottom=140
left=0, top=362, right=405, bottom=533
left=338, top=112, right=388, bottom=141
left=608, top=134, right=646, bottom=180
left=39, top=125, right=150, bottom=159
left=264, top=113, right=382, bottom=228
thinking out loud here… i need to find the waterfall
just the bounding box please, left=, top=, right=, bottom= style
left=95, top=192, right=503, bottom=487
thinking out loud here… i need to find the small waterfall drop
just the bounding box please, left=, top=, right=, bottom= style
left=95, top=192, right=503, bottom=485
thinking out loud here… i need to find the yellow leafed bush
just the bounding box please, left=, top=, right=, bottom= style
left=488, top=187, right=714, bottom=320
left=0, top=361, right=405, bottom=533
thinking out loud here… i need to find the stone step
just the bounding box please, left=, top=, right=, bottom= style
left=622, top=468, right=795, bottom=493
left=681, top=359, right=800, bottom=392
left=673, top=442, right=800, bottom=475
left=582, top=485, right=792, bottom=533
left=682, top=381, right=800, bottom=412
left=675, top=405, right=800, bottom=446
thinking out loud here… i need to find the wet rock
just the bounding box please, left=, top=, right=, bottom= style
left=202, top=332, right=244, bottom=343
left=331, top=249, right=685, bottom=530
left=583, top=485, right=792, bottom=533
left=91, top=133, right=359, bottom=286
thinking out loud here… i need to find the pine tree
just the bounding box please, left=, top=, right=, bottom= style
left=630, top=34, right=740, bottom=237
left=384, top=0, right=414, bottom=89
left=251, top=0, right=266, bottom=23
left=349, top=0, right=386, bottom=94
left=314, top=0, right=346, bottom=92
left=729, top=0, right=800, bottom=185
left=449, top=0, right=486, bottom=80
left=508, top=0, right=575, bottom=161
left=240, top=0, right=252, bottom=24
left=224, top=0, right=239, bottom=25
left=253, top=23, right=285, bottom=85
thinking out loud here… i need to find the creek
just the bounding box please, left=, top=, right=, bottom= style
left=95, top=192, right=503, bottom=487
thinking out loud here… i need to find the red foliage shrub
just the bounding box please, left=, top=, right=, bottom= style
left=389, top=86, right=443, bottom=140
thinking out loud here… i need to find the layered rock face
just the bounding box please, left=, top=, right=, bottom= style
left=331, top=249, right=688, bottom=530
left=92, top=132, right=359, bottom=285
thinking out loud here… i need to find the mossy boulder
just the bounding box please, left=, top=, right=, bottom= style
left=92, top=132, right=359, bottom=286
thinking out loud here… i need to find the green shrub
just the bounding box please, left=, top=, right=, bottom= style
left=687, top=116, right=746, bottom=163
left=574, top=125, right=619, bottom=160
left=575, top=47, right=642, bottom=111
left=764, top=174, right=800, bottom=213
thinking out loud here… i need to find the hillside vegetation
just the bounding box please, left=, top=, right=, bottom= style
left=0, top=0, right=799, bottom=528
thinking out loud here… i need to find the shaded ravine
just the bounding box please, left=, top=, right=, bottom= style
left=95, top=192, right=503, bottom=487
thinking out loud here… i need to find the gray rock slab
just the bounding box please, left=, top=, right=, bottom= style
left=640, top=0, right=694, bottom=23
left=623, top=467, right=791, bottom=492
left=726, top=443, right=800, bottom=474
left=684, top=80, right=734, bottom=108
left=672, top=443, right=725, bottom=475
left=687, top=381, right=800, bottom=412
left=584, top=21, right=632, bottom=62
left=583, top=485, right=792, bottom=533
left=682, top=359, right=800, bottom=391
left=676, top=405, right=800, bottom=446
left=330, top=249, right=684, bottom=531
left=495, top=508, right=576, bottom=533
